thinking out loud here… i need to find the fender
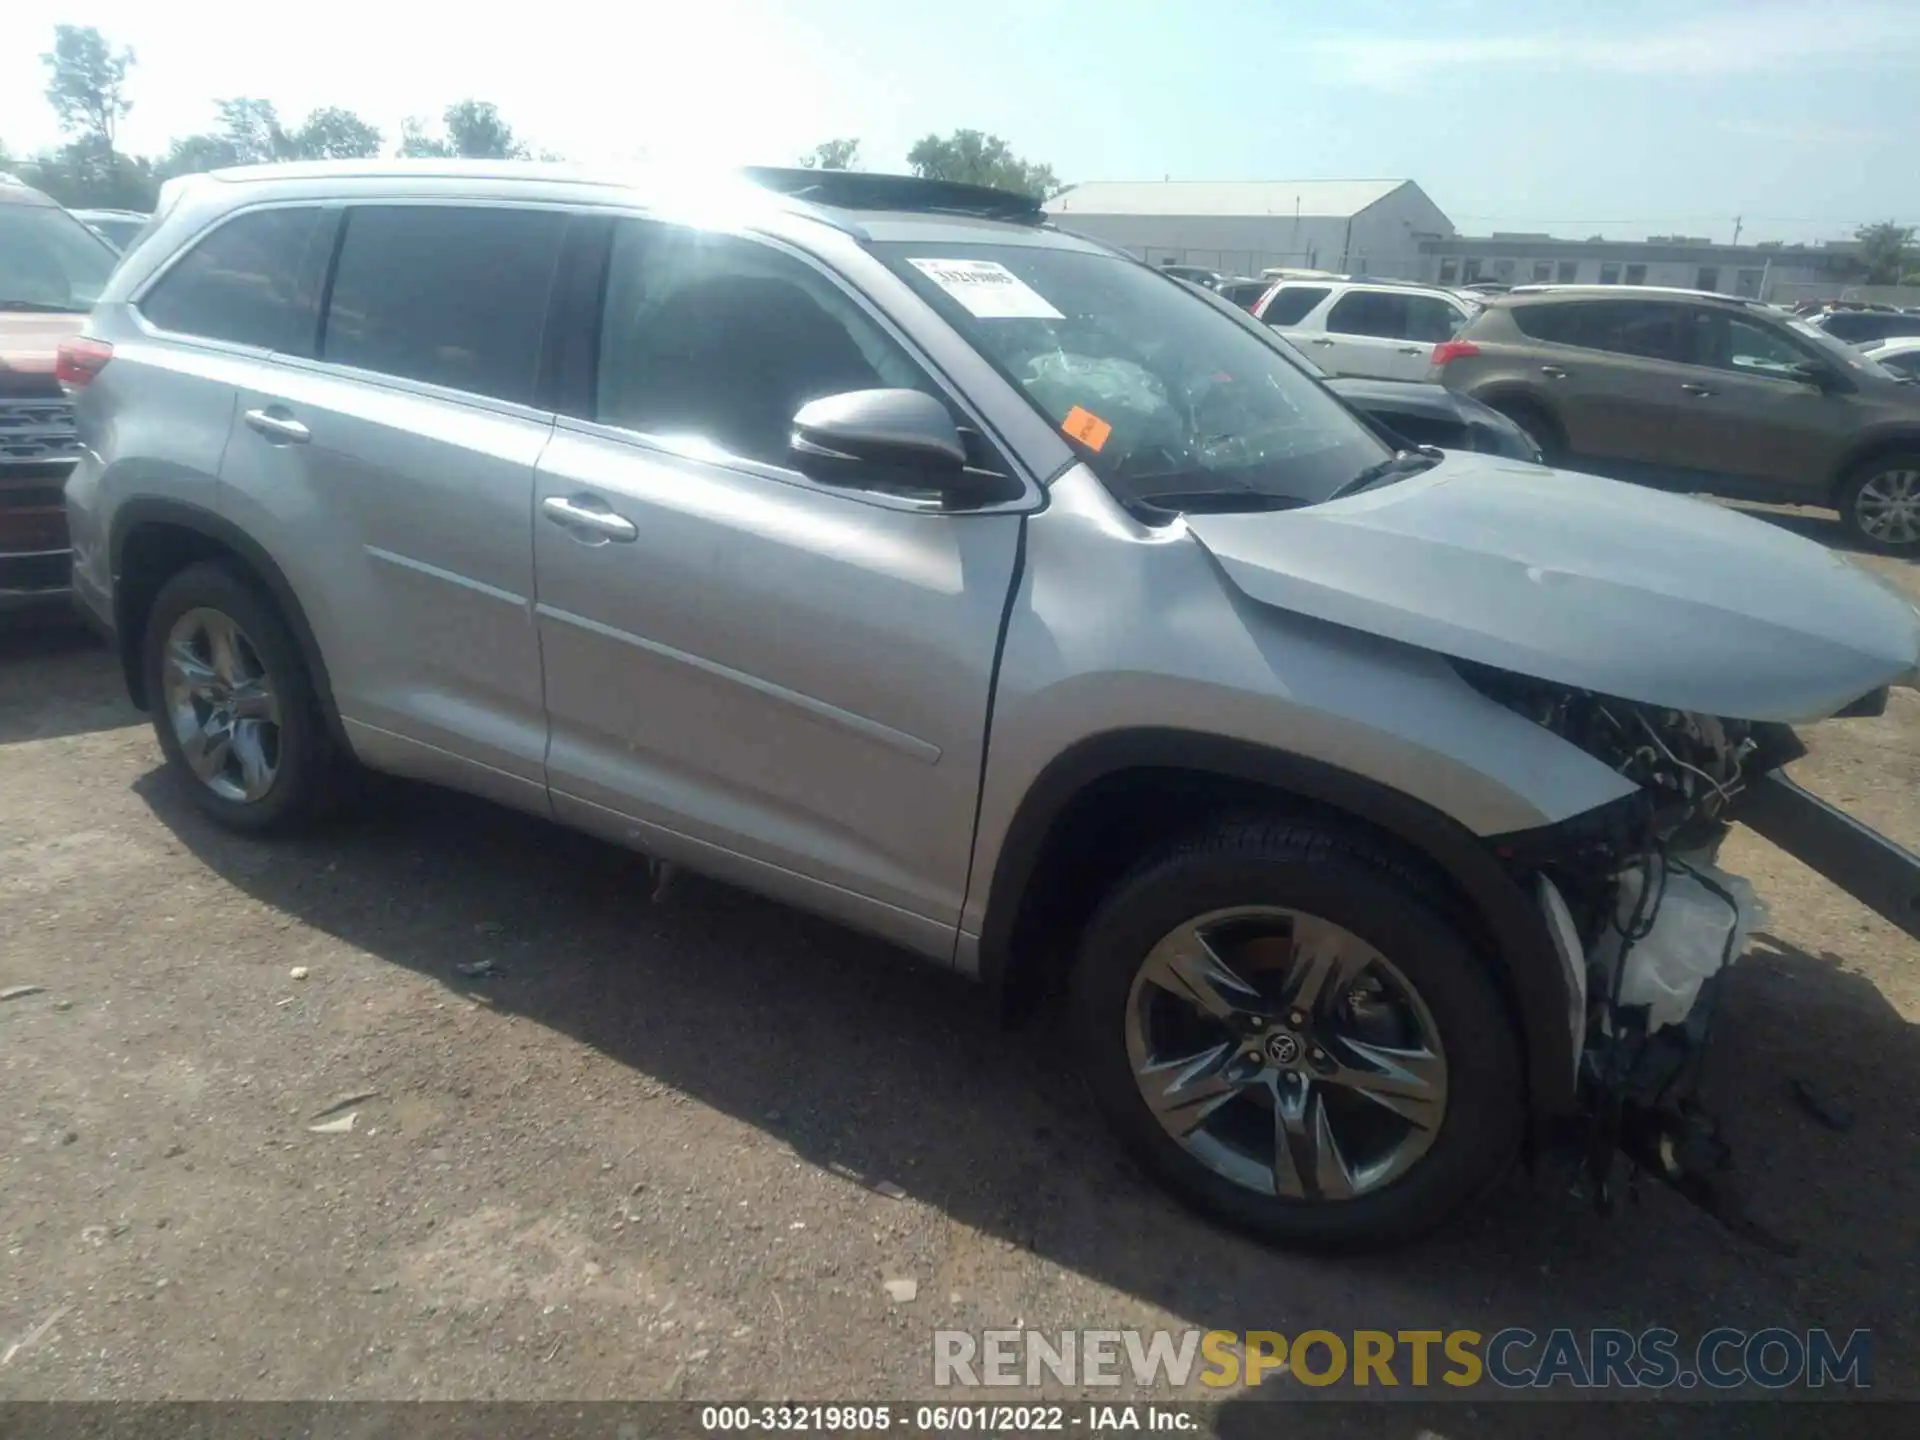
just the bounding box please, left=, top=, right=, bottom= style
left=108, top=496, right=350, bottom=752
left=1826, top=427, right=1920, bottom=495
left=978, top=728, right=1580, bottom=1114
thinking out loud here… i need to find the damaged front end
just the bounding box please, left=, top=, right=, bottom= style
left=1466, top=664, right=1920, bottom=1251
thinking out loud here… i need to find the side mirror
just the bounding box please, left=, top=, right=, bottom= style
left=1791, top=360, right=1838, bottom=391
left=792, top=389, right=966, bottom=473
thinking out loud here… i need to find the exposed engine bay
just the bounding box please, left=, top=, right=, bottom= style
left=1459, top=662, right=1811, bottom=1249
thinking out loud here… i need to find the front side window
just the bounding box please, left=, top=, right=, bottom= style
left=321, top=205, right=565, bottom=405
left=872, top=240, right=1393, bottom=513
left=1327, top=290, right=1409, bottom=338
left=0, top=201, right=117, bottom=313
left=1259, top=285, right=1329, bottom=326
left=139, top=206, right=328, bottom=350
left=595, top=222, right=931, bottom=468
left=1697, top=311, right=1811, bottom=378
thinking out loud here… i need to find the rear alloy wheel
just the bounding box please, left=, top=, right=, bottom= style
left=142, top=562, right=338, bottom=834
left=1073, top=822, right=1521, bottom=1249
left=1839, top=457, right=1920, bottom=551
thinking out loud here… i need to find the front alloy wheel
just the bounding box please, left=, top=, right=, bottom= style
left=1849, top=465, right=1920, bottom=550
left=1073, top=821, right=1521, bottom=1248
left=1126, top=907, right=1447, bottom=1202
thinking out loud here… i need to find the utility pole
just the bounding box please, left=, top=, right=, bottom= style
left=1732, top=215, right=1743, bottom=245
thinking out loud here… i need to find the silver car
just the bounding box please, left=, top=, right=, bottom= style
left=62, top=161, right=1920, bottom=1249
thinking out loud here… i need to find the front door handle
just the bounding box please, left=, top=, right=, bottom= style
left=542, top=494, right=638, bottom=543
left=1307, top=337, right=1337, bottom=347
left=1680, top=382, right=1715, bottom=397
left=1540, top=365, right=1570, bottom=379
left=1397, top=345, right=1426, bottom=355
left=243, top=408, right=310, bottom=444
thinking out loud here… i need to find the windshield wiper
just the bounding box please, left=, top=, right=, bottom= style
left=1326, top=446, right=1444, bottom=501
left=0, top=299, right=83, bottom=313
left=1127, top=489, right=1308, bottom=517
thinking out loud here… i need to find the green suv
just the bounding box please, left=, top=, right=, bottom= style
left=1431, top=285, right=1920, bottom=550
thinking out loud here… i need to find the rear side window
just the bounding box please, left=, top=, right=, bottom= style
left=321, top=205, right=565, bottom=405
left=1326, top=290, right=1408, bottom=338
left=1512, top=299, right=1683, bottom=361
left=1403, top=295, right=1463, bottom=343
left=139, top=206, right=329, bottom=352
left=1259, top=285, right=1328, bottom=326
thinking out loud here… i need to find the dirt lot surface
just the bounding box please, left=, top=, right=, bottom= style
left=2, top=505, right=1917, bottom=1435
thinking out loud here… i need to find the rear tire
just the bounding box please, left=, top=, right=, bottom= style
left=142, top=562, right=341, bottom=835
left=1836, top=453, right=1920, bottom=552
left=1070, top=819, right=1523, bottom=1250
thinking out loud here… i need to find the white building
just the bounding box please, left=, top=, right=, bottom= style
left=1417, top=233, right=1861, bottom=303
left=1042, top=179, right=1455, bottom=280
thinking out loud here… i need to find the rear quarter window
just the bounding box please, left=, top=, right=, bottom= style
left=1258, top=286, right=1329, bottom=326
left=138, top=206, right=332, bottom=353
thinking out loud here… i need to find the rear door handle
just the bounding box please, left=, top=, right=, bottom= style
left=542, top=494, right=638, bottom=543
left=1396, top=345, right=1426, bottom=355
left=1680, top=382, right=1715, bottom=397
left=1539, top=365, right=1569, bottom=379
left=1307, top=337, right=1336, bottom=347
left=243, top=408, right=310, bottom=444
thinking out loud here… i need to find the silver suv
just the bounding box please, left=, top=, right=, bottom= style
left=63, top=162, right=1920, bottom=1249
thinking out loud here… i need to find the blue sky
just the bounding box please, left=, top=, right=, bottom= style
left=2, top=0, right=1916, bottom=244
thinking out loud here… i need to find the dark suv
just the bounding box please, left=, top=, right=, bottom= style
left=1432, top=285, right=1920, bottom=549
left=1, top=175, right=118, bottom=614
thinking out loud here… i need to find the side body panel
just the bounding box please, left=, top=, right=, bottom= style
left=218, top=360, right=552, bottom=811
left=960, top=464, right=1642, bottom=961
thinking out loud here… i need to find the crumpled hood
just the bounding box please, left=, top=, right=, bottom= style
left=1185, top=453, right=1920, bottom=723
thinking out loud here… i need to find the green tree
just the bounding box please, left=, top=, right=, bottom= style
left=1854, top=221, right=1917, bottom=286
left=293, top=107, right=383, bottom=160
left=799, top=138, right=859, bottom=170
left=214, top=97, right=294, bottom=164
left=905, top=129, right=1059, bottom=199
left=42, top=25, right=134, bottom=151
left=396, top=101, right=529, bottom=159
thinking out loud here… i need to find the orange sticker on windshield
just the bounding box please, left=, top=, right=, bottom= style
left=1061, top=405, right=1113, bottom=452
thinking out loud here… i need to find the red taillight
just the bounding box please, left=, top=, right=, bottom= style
left=1429, top=340, right=1481, bottom=366
left=55, top=337, right=113, bottom=389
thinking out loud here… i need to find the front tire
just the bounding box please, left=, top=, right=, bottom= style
left=142, top=562, right=337, bottom=834
left=1071, top=820, right=1522, bottom=1249
left=1837, top=454, right=1920, bottom=552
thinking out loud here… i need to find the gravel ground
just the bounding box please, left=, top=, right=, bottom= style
left=1, top=505, right=1916, bottom=1434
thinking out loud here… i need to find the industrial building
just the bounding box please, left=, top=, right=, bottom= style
left=1042, top=179, right=1454, bottom=280
left=1415, top=233, right=1861, bottom=303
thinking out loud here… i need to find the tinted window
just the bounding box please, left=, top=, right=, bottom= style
left=1882, top=350, right=1920, bottom=380
left=139, top=206, right=327, bottom=350
left=1403, top=294, right=1463, bottom=342
left=1694, top=311, right=1810, bottom=378
left=321, top=206, right=564, bottom=404
left=596, top=222, right=930, bottom=467
left=1512, top=299, right=1682, bottom=360
left=1259, top=285, right=1328, bottom=326
left=1327, top=290, right=1409, bottom=338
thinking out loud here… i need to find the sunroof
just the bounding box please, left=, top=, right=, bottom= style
left=740, top=167, right=1045, bottom=223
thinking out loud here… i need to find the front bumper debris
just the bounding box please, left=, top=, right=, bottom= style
left=1733, top=770, right=1920, bottom=942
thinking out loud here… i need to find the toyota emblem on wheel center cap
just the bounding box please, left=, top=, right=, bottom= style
left=1264, top=1031, right=1302, bottom=1066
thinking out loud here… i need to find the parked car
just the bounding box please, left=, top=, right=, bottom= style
left=69, top=208, right=150, bottom=252
left=1802, top=307, right=1920, bottom=346
left=1, top=174, right=117, bottom=615
left=1859, top=336, right=1920, bottom=380
left=1159, top=263, right=1224, bottom=288
left=1215, top=277, right=1271, bottom=310
left=1431, top=285, right=1920, bottom=549
left=65, top=162, right=1920, bottom=1250
left=1252, top=277, right=1477, bottom=381
left=1251, top=321, right=1541, bottom=461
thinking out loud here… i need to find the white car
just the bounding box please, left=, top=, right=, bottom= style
left=1252, top=279, right=1478, bottom=381
left=1860, top=335, right=1920, bottom=381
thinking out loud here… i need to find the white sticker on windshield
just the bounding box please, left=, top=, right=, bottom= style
left=907, top=258, right=1064, bottom=319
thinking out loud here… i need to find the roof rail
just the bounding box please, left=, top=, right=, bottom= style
left=740, top=167, right=1045, bottom=223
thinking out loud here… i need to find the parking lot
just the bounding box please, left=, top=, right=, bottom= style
left=2, top=504, right=1917, bottom=1425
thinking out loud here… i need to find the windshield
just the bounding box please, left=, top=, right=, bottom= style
left=871, top=240, right=1391, bottom=512
left=0, top=202, right=118, bottom=312
left=1785, top=315, right=1899, bottom=382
